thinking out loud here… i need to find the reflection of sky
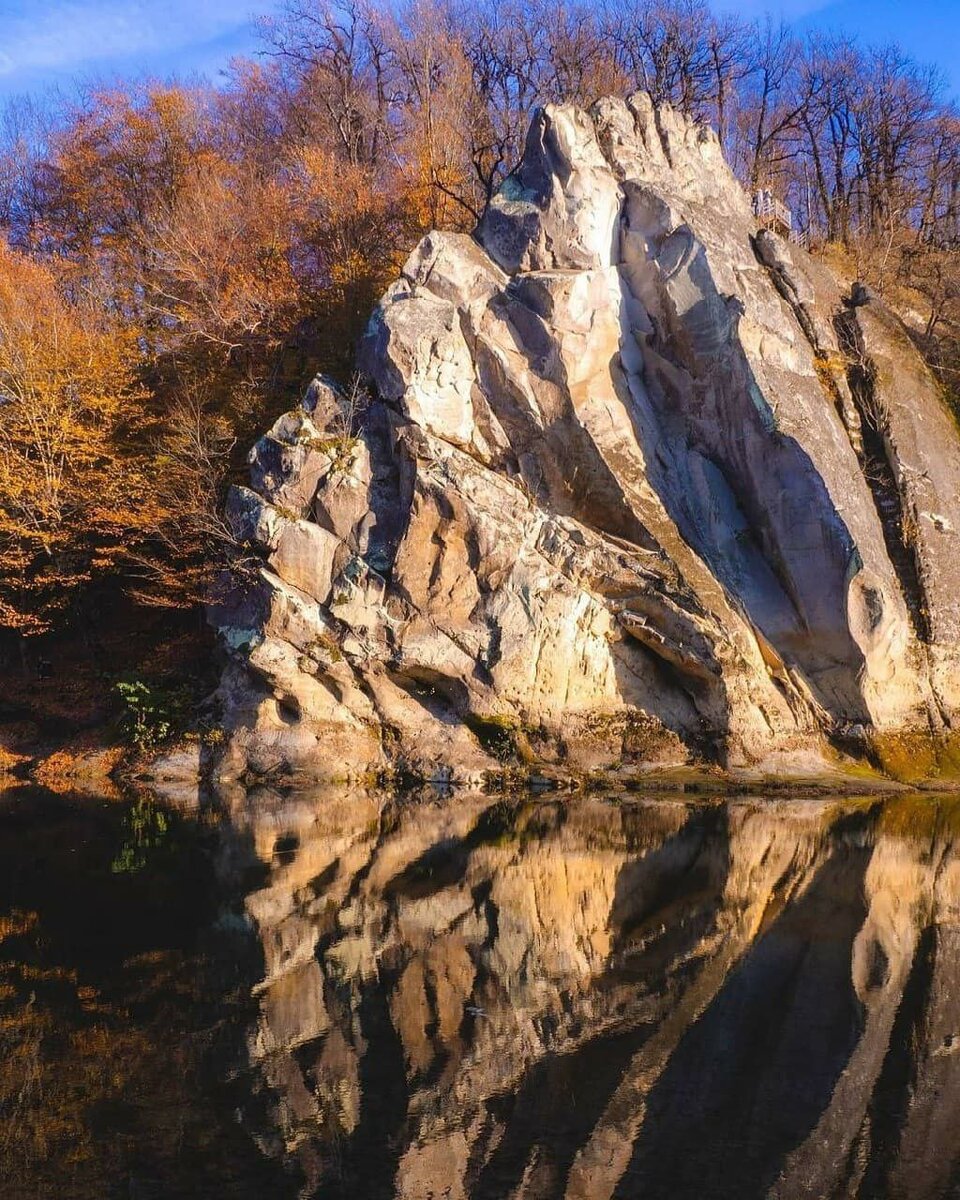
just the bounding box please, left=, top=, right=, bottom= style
left=0, top=0, right=954, bottom=103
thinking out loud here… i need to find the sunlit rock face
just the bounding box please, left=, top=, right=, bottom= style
left=215, top=93, right=960, bottom=782
left=219, top=788, right=960, bottom=1199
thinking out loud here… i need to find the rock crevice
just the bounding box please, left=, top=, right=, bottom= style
left=834, top=303, right=932, bottom=648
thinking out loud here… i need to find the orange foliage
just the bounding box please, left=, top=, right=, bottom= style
left=0, top=54, right=447, bottom=632
left=138, top=165, right=300, bottom=353
left=0, top=245, right=159, bottom=633
left=33, top=741, right=124, bottom=796
left=0, top=745, right=30, bottom=773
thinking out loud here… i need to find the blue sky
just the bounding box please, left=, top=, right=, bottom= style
left=0, top=0, right=269, bottom=100
left=0, top=0, right=955, bottom=103
left=729, top=0, right=960, bottom=94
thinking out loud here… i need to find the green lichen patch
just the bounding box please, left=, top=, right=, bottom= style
left=868, top=730, right=960, bottom=785
left=305, top=632, right=344, bottom=665
left=465, top=713, right=537, bottom=764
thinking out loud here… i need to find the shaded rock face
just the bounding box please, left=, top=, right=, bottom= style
left=215, top=93, right=960, bottom=781
left=221, top=786, right=960, bottom=1199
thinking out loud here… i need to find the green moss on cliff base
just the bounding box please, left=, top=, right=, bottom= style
left=868, top=730, right=960, bottom=785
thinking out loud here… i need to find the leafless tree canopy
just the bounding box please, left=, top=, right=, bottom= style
left=252, top=0, right=958, bottom=246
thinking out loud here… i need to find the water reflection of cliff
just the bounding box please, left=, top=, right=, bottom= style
left=216, top=787, right=960, bottom=1200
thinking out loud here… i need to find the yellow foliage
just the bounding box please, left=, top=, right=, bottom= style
left=0, top=745, right=30, bottom=772
left=0, top=909, right=38, bottom=941
left=0, top=245, right=156, bottom=633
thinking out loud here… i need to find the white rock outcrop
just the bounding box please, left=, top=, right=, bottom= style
left=214, top=95, right=960, bottom=782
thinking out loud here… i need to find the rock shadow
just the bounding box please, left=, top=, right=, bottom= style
left=613, top=243, right=874, bottom=725
left=614, top=834, right=870, bottom=1200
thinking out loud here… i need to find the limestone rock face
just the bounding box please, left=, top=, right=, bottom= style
left=214, top=94, right=960, bottom=781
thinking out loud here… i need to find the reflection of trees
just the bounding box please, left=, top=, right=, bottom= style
left=0, top=788, right=285, bottom=1198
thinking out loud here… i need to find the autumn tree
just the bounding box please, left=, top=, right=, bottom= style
left=0, top=246, right=156, bottom=637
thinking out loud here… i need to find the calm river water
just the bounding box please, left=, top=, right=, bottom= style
left=3, top=782, right=960, bottom=1199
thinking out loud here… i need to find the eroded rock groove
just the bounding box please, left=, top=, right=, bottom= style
left=835, top=305, right=932, bottom=645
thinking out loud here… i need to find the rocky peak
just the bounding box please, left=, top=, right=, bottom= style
left=214, top=94, right=960, bottom=785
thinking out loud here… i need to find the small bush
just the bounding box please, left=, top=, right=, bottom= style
left=113, top=678, right=191, bottom=750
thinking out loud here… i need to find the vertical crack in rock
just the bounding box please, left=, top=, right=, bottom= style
left=752, top=229, right=864, bottom=456
left=835, top=305, right=932, bottom=646
left=750, top=228, right=955, bottom=741
left=753, top=231, right=828, bottom=356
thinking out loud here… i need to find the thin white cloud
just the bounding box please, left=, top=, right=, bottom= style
left=0, top=0, right=255, bottom=77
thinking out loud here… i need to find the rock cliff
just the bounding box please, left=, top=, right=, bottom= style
left=214, top=94, right=960, bottom=783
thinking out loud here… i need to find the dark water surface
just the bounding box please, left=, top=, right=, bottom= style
left=0, top=785, right=288, bottom=1200
left=4, top=784, right=960, bottom=1199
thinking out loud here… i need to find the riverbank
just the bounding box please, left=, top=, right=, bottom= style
left=6, top=727, right=957, bottom=806
left=0, top=609, right=215, bottom=800
left=3, top=609, right=959, bottom=802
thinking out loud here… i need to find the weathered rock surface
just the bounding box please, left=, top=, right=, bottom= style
left=214, top=94, right=960, bottom=782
